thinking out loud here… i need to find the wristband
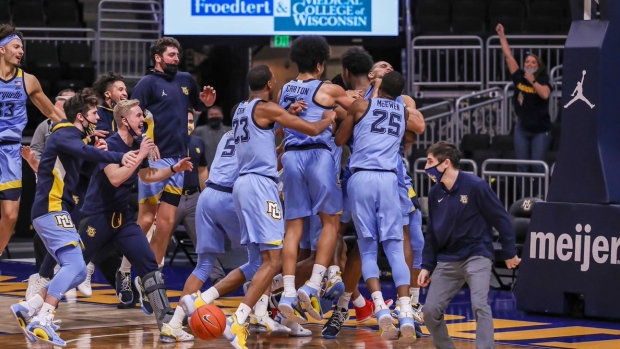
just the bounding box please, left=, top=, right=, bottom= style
left=170, top=165, right=177, bottom=173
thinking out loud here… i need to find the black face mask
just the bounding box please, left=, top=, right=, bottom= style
left=162, top=63, right=178, bottom=77
left=208, top=117, right=223, bottom=129
left=124, top=118, right=145, bottom=143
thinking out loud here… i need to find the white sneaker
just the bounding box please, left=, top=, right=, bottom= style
left=249, top=313, right=291, bottom=335
left=26, top=274, right=49, bottom=301
left=274, top=313, right=311, bottom=337
left=65, top=288, right=77, bottom=303
left=77, top=263, right=95, bottom=297
left=159, top=322, right=194, bottom=343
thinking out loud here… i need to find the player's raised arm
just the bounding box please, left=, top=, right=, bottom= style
left=335, top=99, right=367, bottom=146
left=25, top=73, right=64, bottom=123
left=260, top=102, right=334, bottom=137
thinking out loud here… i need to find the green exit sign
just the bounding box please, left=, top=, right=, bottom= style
left=271, top=35, right=290, bottom=48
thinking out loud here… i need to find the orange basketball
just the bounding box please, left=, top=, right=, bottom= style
left=189, top=304, right=227, bottom=341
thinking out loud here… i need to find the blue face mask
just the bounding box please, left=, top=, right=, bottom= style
left=124, top=117, right=145, bottom=142
left=425, top=163, right=445, bottom=183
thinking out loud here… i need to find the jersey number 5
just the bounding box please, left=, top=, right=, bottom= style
left=221, top=138, right=236, bottom=157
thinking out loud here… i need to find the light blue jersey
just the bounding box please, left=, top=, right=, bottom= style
left=349, top=98, right=406, bottom=173
left=233, top=98, right=278, bottom=179
left=232, top=98, right=283, bottom=250
left=206, top=130, right=239, bottom=188
left=279, top=79, right=332, bottom=148
left=0, top=68, right=28, bottom=143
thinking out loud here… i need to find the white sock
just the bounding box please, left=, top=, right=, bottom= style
left=410, top=287, right=420, bottom=305
left=337, top=292, right=352, bottom=310
left=308, top=264, right=327, bottom=291
left=38, top=302, right=55, bottom=319
left=271, top=273, right=284, bottom=291
left=235, top=303, right=252, bottom=324
left=168, top=306, right=186, bottom=328
left=253, top=295, right=269, bottom=317
left=327, top=265, right=340, bottom=280
left=399, top=296, right=413, bottom=315
left=283, top=275, right=296, bottom=297
left=200, top=287, right=220, bottom=304
left=371, top=291, right=386, bottom=312
left=26, top=294, right=44, bottom=315
left=352, top=294, right=366, bottom=308
left=119, top=256, right=131, bottom=274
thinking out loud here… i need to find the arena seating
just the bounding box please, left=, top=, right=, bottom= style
left=415, top=0, right=571, bottom=35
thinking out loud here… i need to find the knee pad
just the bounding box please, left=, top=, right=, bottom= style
left=382, top=239, right=409, bottom=288
left=160, top=192, right=181, bottom=207
left=239, top=245, right=262, bottom=281
left=192, top=253, right=218, bottom=283
left=142, top=270, right=175, bottom=330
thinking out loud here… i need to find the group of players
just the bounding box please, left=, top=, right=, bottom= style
left=0, top=23, right=429, bottom=349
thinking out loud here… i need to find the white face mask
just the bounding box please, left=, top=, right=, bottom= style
left=524, top=67, right=537, bottom=74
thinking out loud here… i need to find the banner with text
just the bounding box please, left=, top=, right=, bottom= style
left=165, top=0, right=398, bottom=36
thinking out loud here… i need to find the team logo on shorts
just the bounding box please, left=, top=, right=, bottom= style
left=86, top=226, right=96, bottom=237
left=72, top=195, right=80, bottom=205
left=460, top=195, right=468, bottom=205
left=181, top=86, right=189, bottom=95
left=54, top=214, right=75, bottom=229
left=266, top=201, right=282, bottom=220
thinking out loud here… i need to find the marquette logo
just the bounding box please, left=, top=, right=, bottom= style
left=275, top=0, right=371, bottom=31
left=192, top=0, right=273, bottom=16
left=529, top=223, right=620, bottom=272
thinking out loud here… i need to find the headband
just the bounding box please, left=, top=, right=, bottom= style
left=0, top=34, right=22, bottom=47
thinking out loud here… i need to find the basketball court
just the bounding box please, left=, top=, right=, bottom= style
left=2, top=261, right=620, bottom=349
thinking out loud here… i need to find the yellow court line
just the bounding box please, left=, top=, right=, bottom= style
left=534, top=339, right=620, bottom=349
left=494, top=326, right=620, bottom=341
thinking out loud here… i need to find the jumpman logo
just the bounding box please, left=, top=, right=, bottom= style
left=162, top=90, right=167, bottom=97
left=564, top=70, right=595, bottom=109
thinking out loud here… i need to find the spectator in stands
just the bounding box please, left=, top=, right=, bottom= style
left=496, top=23, right=552, bottom=176
left=193, top=105, right=231, bottom=169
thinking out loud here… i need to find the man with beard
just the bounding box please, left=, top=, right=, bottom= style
left=129, top=37, right=216, bottom=295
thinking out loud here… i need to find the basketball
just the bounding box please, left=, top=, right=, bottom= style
left=189, top=304, right=227, bottom=341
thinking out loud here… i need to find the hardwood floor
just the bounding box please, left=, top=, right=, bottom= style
left=0, top=295, right=532, bottom=349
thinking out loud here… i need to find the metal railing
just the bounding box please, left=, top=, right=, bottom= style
left=549, top=65, right=563, bottom=123
left=502, top=83, right=516, bottom=135
left=481, top=159, right=550, bottom=210
left=412, top=158, right=478, bottom=199
left=96, top=0, right=162, bottom=83
left=485, top=35, right=567, bottom=88
left=413, top=100, right=456, bottom=150
left=20, top=27, right=97, bottom=45
left=411, top=36, right=485, bottom=92
left=454, top=88, right=506, bottom=146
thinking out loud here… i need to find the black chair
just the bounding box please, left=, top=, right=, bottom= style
left=168, top=225, right=197, bottom=266
left=58, top=42, right=95, bottom=81
left=11, top=2, right=45, bottom=23
left=492, top=197, right=542, bottom=289
left=46, top=2, right=81, bottom=27
left=460, top=133, right=491, bottom=158
left=26, top=41, right=62, bottom=81
left=490, top=134, right=514, bottom=152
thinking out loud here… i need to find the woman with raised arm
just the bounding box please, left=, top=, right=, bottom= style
left=496, top=23, right=552, bottom=176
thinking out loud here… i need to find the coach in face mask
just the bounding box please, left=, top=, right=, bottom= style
left=193, top=105, right=231, bottom=169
